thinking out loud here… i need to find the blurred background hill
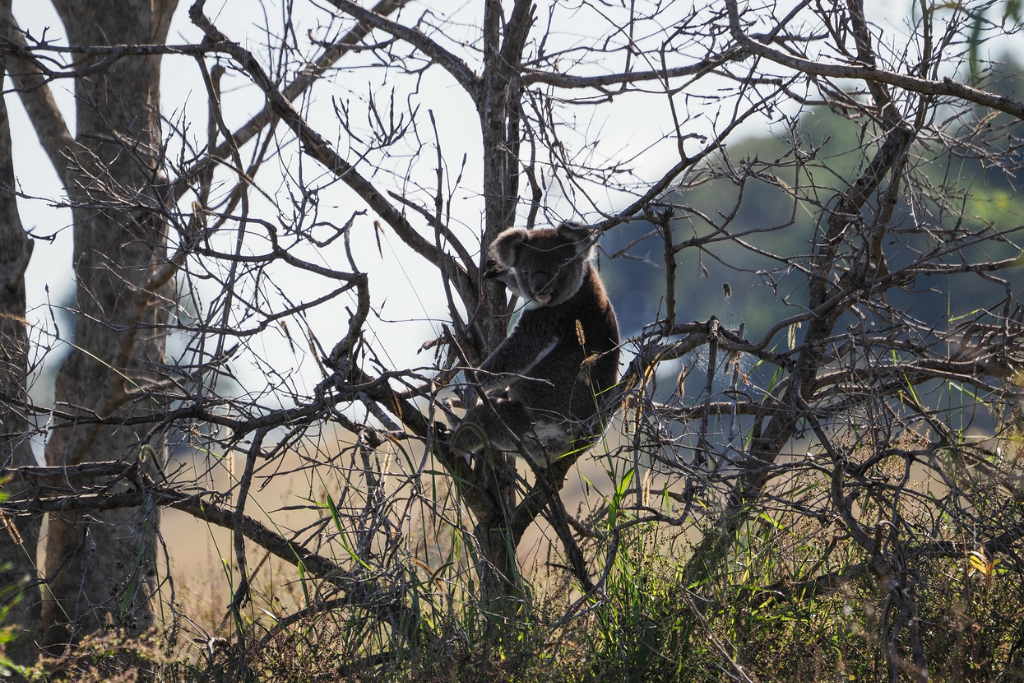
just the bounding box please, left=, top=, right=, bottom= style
left=603, top=57, right=1024, bottom=347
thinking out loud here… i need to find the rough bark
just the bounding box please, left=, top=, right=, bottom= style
left=40, top=0, right=177, bottom=650
left=0, top=2, right=41, bottom=659
left=469, top=0, right=536, bottom=620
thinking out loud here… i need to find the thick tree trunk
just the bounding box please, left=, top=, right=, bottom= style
left=473, top=472, right=525, bottom=626
left=0, top=27, right=42, bottom=663
left=41, top=0, right=176, bottom=650
left=471, top=0, right=535, bottom=621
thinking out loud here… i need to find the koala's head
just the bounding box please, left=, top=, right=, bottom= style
left=489, top=223, right=596, bottom=308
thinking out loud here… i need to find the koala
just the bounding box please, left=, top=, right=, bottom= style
left=454, top=223, right=620, bottom=467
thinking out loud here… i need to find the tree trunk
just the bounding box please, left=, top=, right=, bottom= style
left=0, top=8, right=41, bottom=659
left=470, top=0, right=535, bottom=623
left=41, top=0, right=176, bottom=650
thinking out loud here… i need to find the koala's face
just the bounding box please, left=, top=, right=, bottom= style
left=489, top=224, right=594, bottom=308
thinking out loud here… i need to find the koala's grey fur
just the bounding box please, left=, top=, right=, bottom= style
left=454, top=223, right=620, bottom=466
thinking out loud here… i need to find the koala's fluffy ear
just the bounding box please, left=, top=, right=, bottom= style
left=489, top=227, right=528, bottom=268
left=557, top=222, right=597, bottom=259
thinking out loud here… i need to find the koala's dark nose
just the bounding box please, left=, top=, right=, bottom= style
left=531, top=271, right=550, bottom=291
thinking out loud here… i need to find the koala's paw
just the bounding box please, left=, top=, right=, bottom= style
left=484, top=258, right=506, bottom=280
